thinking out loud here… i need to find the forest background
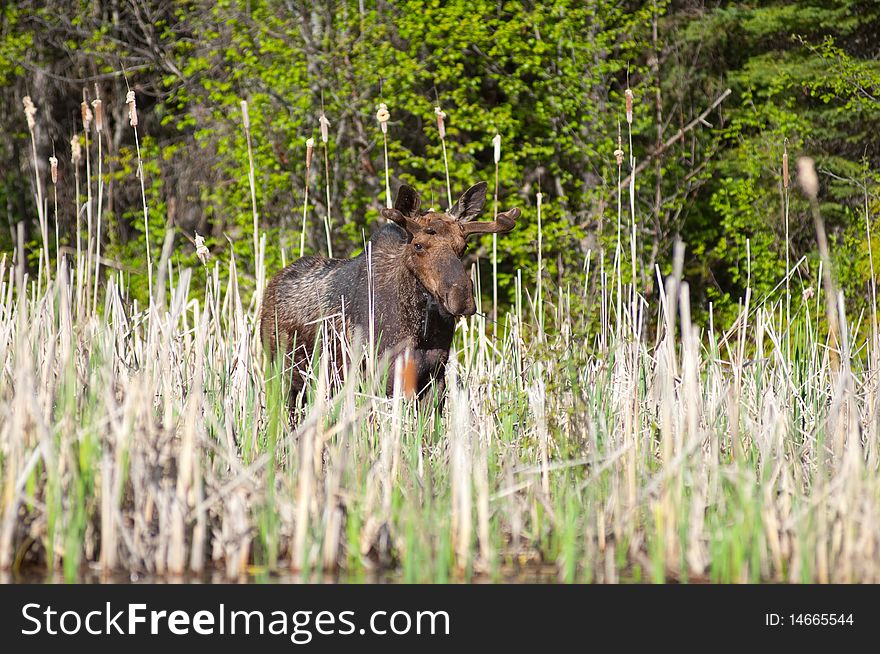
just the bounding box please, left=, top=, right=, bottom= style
left=1, top=0, right=879, bottom=327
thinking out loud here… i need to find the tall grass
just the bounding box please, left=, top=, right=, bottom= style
left=1, top=91, right=879, bottom=585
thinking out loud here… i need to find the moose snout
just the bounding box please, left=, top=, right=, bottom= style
left=445, top=281, right=477, bottom=317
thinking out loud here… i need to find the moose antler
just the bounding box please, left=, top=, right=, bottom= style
left=384, top=183, right=518, bottom=237
left=460, top=207, right=520, bottom=236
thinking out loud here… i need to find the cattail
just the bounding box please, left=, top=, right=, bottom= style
left=625, top=89, right=634, bottom=125
left=70, top=134, right=81, bottom=165
left=81, top=95, right=93, bottom=132
left=300, top=137, right=315, bottom=258
left=22, top=96, right=36, bottom=131
left=239, top=99, right=260, bottom=265
left=434, top=106, right=446, bottom=139
left=194, top=231, right=209, bottom=265
left=240, top=100, right=250, bottom=132
left=491, top=132, right=502, bottom=320
left=614, top=133, right=625, bottom=166
left=318, top=111, right=332, bottom=254
left=435, top=106, right=452, bottom=208
left=92, top=98, right=103, bottom=133
left=782, top=141, right=789, bottom=189
left=93, top=83, right=104, bottom=133
left=126, top=90, right=138, bottom=127
left=797, top=156, right=818, bottom=200
left=377, top=104, right=392, bottom=208
left=376, top=103, right=390, bottom=134
left=319, top=113, right=330, bottom=144
left=305, top=137, right=315, bottom=169
left=49, top=156, right=58, bottom=185
left=127, top=87, right=151, bottom=297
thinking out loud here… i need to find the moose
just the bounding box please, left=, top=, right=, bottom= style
left=260, top=181, right=520, bottom=403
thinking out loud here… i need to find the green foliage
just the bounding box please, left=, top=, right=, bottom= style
left=143, top=0, right=658, bottom=309
left=1, top=0, right=879, bottom=328
left=667, top=0, right=880, bottom=323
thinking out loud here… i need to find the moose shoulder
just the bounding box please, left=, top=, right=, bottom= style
left=260, top=182, right=519, bottom=402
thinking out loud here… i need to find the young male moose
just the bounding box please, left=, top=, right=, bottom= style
left=260, top=182, right=520, bottom=402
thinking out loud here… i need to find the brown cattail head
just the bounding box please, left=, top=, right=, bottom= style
left=614, top=132, right=624, bottom=166
left=93, top=83, right=104, bottom=132
left=240, top=100, right=250, bottom=131
left=376, top=103, right=390, bottom=135
left=81, top=89, right=93, bottom=132
left=92, top=98, right=103, bottom=133
left=305, top=137, right=315, bottom=169
left=126, top=90, right=138, bottom=127
left=49, top=156, right=58, bottom=184
left=22, top=96, right=36, bottom=131
left=624, top=89, right=634, bottom=125
left=434, top=106, right=446, bottom=139
left=70, top=134, right=81, bottom=166
left=797, top=156, right=819, bottom=200
left=782, top=141, right=789, bottom=189
left=319, top=113, right=330, bottom=144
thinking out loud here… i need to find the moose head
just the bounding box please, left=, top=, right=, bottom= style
left=381, top=183, right=520, bottom=317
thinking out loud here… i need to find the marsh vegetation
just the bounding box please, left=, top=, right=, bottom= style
left=2, top=1, right=880, bottom=584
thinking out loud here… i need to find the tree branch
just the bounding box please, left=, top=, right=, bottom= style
left=620, top=88, right=732, bottom=189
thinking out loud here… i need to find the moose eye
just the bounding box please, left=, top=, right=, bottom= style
left=413, top=243, right=425, bottom=252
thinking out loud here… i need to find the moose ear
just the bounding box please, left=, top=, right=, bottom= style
left=393, top=184, right=421, bottom=216
left=450, top=182, right=488, bottom=221
left=381, top=207, right=409, bottom=229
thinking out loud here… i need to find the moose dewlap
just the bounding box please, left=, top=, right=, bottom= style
left=260, top=182, right=520, bottom=401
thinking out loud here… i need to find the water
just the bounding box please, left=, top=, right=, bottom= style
left=2, top=563, right=562, bottom=584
